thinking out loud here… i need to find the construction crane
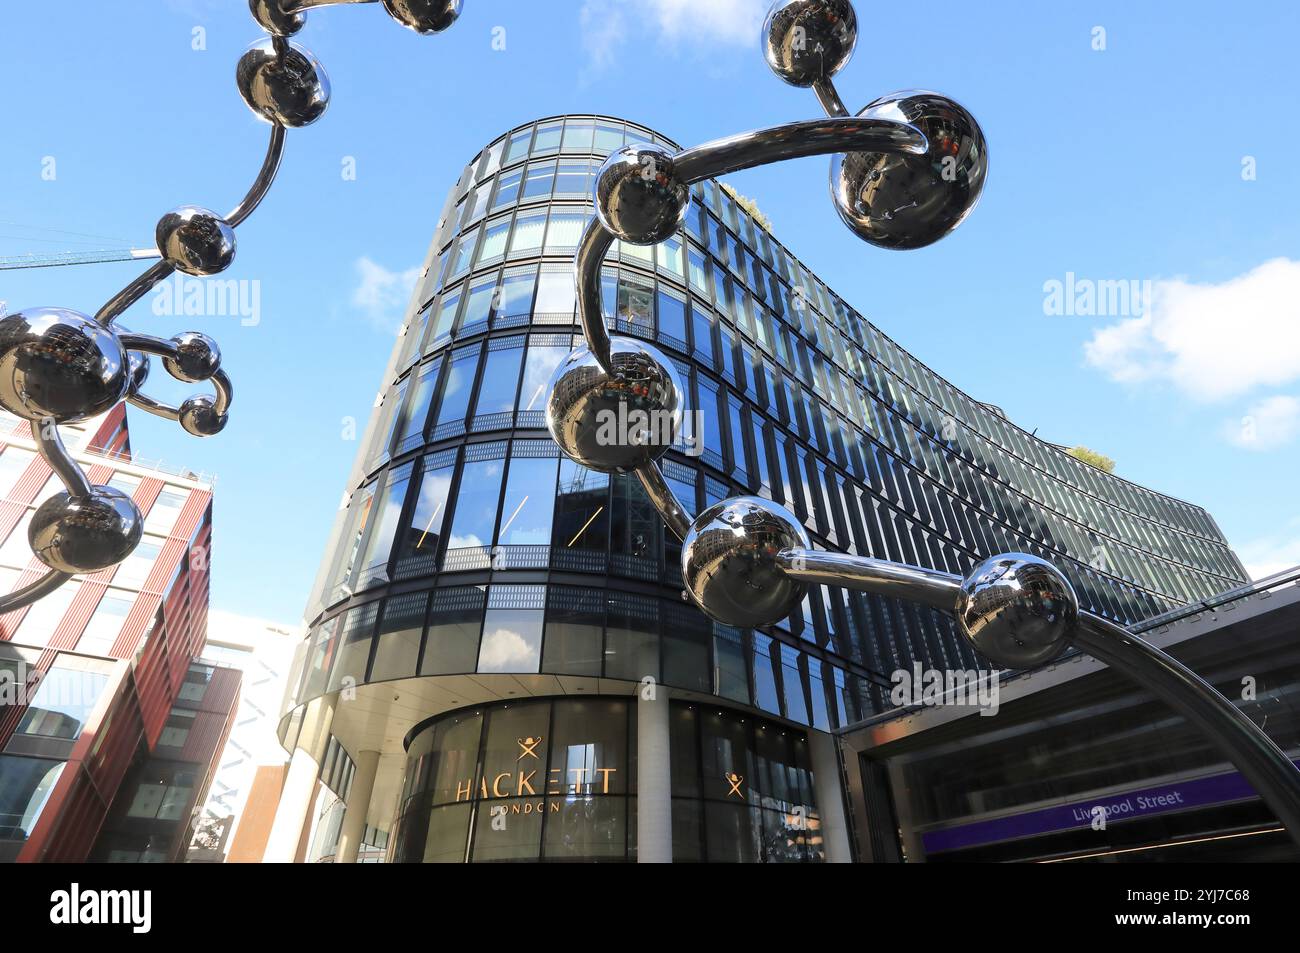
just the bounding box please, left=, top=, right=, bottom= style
left=0, top=247, right=160, bottom=271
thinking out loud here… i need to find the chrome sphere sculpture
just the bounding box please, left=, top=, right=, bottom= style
left=0, top=0, right=464, bottom=612
left=681, top=497, right=811, bottom=629
left=762, top=0, right=857, bottom=87
left=537, top=0, right=1300, bottom=841
left=545, top=337, right=684, bottom=475
left=593, top=146, right=690, bottom=244
left=831, top=91, right=988, bottom=249
left=156, top=207, right=237, bottom=277
left=955, top=553, right=1079, bottom=669
left=0, top=308, right=131, bottom=423
left=29, top=489, right=144, bottom=575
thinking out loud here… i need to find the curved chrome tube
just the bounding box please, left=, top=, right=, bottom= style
left=285, top=0, right=377, bottom=11
left=1072, top=614, right=1300, bottom=838
left=95, top=259, right=175, bottom=328
left=0, top=568, right=75, bottom=614
left=575, top=218, right=616, bottom=373
left=812, top=77, right=851, bottom=119
left=634, top=463, right=692, bottom=542
left=674, top=117, right=925, bottom=184
left=776, top=547, right=960, bottom=611
left=29, top=419, right=92, bottom=499
left=228, top=123, right=287, bottom=228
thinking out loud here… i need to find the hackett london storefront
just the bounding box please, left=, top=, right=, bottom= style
left=390, top=698, right=826, bottom=863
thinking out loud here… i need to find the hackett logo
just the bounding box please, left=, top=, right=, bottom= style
left=49, top=884, right=151, bottom=934
left=453, top=737, right=617, bottom=802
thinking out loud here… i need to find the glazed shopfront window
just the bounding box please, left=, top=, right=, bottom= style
left=392, top=698, right=632, bottom=863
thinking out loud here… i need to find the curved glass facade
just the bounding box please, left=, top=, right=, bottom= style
left=390, top=698, right=819, bottom=863
left=284, top=115, right=1248, bottom=811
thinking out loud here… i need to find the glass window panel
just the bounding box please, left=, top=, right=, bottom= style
left=477, top=217, right=511, bottom=263
left=508, top=209, right=546, bottom=256
left=542, top=588, right=603, bottom=676
left=534, top=270, right=576, bottom=316
left=498, top=456, right=558, bottom=545
left=371, top=593, right=427, bottom=682
left=435, top=347, right=480, bottom=427
left=472, top=345, right=523, bottom=417
left=517, top=341, right=568, bottom=412
left=544, top=211, right=587, bottom=252
left=477, top=608, right=543, bottom=673
left=521, top=160, right=555, bottom=200
left=553, top=460, right=609, bottom=551
left=422, top=589, right=485, bottom=675
left=396, top=456, right=454, bottom=565
left=533, top=120, right=563, bottom=154
left=494, top=268, right=536, bottom=323
left=492, top=168, right=523, bottom=210
left=446, top=458, right=504, bottom=554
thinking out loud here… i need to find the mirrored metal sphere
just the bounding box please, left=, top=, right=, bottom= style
left=831, top=90, right=987, bottom=249
left=0, top=308, right=130, bottom=424
left=681, top=496, right=810, bottom=628
left=382, top=0, right=462, bottom=33
left=128, top=351, right=150, bottom=394
left=546, top=337, right=683, bottom=474
left=957, top=553, right=1078, bottom=669
left=762, top=0, right=857, bottom=87
left=249, top=0, right=304, bottom=37
left=236, top=39, right=331, bottom=128
left=29, top=486, right=143, bottom=574
left=156, top=207, right=236, bottom=277
left=163, top=332, right=221, bottom=383
left=594, top=146, right=690, bottom=245
left=179, top=395, right=228, bottom=437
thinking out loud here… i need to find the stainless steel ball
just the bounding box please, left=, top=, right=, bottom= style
left=594, top=146, right=689, bottom=245
left=545, top=337, right=683, bottom=474
left=163, top=332, right=221, bottom=383
left=762, top=0, right=857, bottom=87
left=249, top=0, right=304, bottom=37
left=382, top=0, right=462, bottom=33
left=128, top=351, right=150, bottom=394
left=0, top=308, right=130, bottom=424
left=29, top=486, right=143, bottom=575
left=681, top=496, right=810, bottom=628
left=179, top=395, right=228, bottom=437
left=156, top=207, right=236, bottom=277
left=236, top=39, right=330, bottom=128
left=830, top=90, right=988, bottom=250
left=956, top=553, right=1078, bottom=669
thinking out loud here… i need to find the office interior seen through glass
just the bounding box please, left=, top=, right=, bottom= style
left=275, top=113, right=1249, bottom=863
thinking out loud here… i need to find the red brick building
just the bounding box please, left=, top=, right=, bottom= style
left=0, top=406, right=238, bottom=862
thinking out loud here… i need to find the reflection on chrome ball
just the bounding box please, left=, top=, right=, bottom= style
left=762, top=0, right=857, bottom=87
left=546, top=337, right=683, bottom=474
left=594, top=146, right=690, bottom=245
left=956, top=553, right=1077, bottom=669
left=0, top=308, right=129, bottom=424
left=831, top=90, right=987, bottom=249
left=29, top=487, right=143, bottom=574
left=681, top=496, right=810, bottom=628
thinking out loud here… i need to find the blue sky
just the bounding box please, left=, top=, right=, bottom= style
left=1, top=0, right=1297, bottom=623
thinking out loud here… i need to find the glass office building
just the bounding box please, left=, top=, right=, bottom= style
left=276, top=115, right=1247, bottom=863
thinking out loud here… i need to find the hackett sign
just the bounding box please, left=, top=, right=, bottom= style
left=453, top=766, right=619, bottom=802
left=452, top=736, right=618, bottom=803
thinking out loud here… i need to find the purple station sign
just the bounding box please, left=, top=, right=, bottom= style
left=921, top=760, right=1300, bottom=855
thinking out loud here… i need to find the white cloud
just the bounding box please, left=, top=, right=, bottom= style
left=478, top=627, right=536, bottom=670
left=579, top=0, right=767, bottom=68
left=1084, top=257, right=1300, bottom=402
left=1236, top=518, right=1300, bottom=580
left=351, top=256, right=421, bottom=333
left=1222, top=395, right=1300, bottom=451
